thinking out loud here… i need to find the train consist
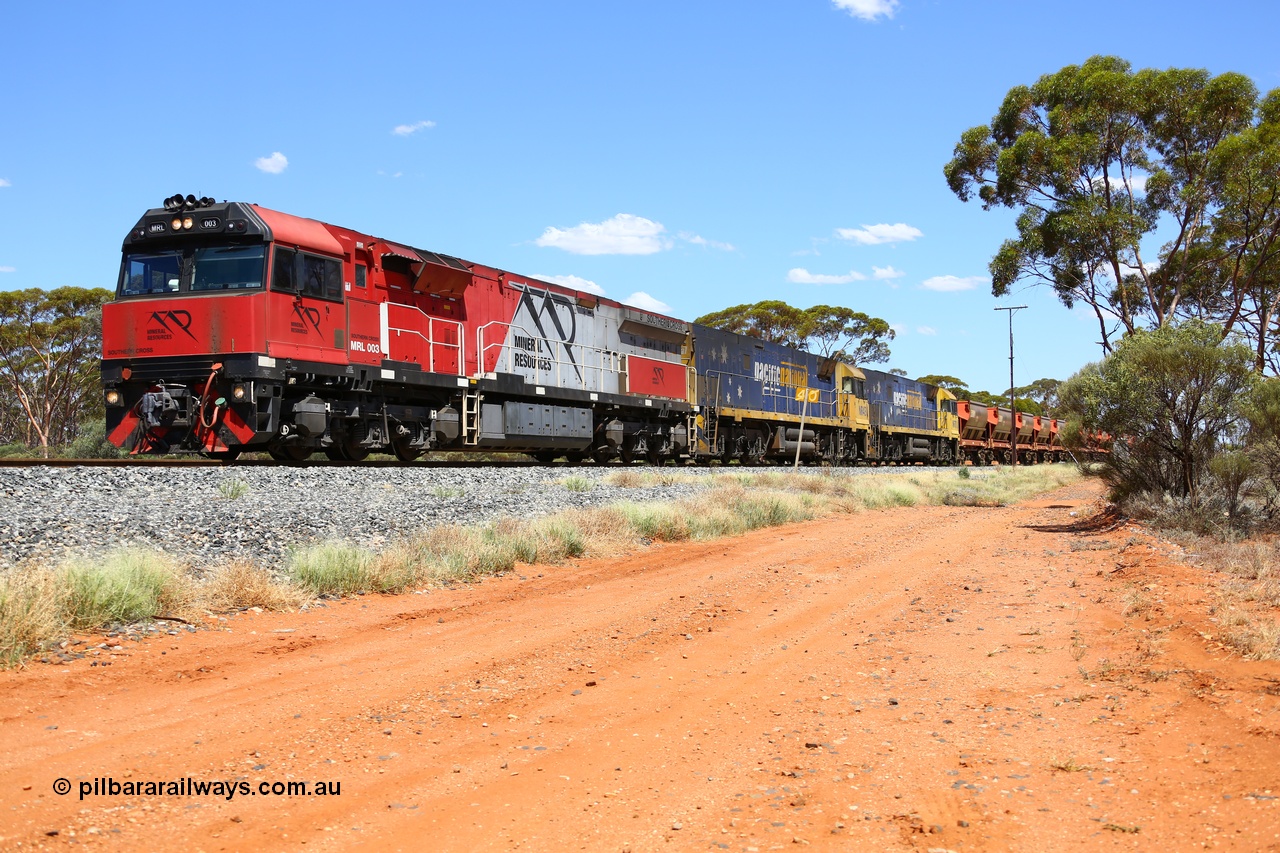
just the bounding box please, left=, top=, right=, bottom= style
left=101, top=195, right=1090, bottom=465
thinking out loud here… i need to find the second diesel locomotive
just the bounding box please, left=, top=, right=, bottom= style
left=101, top=195, right=1072, bottom=465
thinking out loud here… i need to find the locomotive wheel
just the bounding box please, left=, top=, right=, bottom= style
left=391, top=439, right=422, bottom=462
left=324, top=446, right=347, bottom=461
left=269, top=445, right=313, bottom=462
left=618, top=446, right=636, bottom=465
left=591, top=445, right=614, bottom=465
left=343, top=441, right=370, bottom=463
left=646, top=447, right=663, bottom=466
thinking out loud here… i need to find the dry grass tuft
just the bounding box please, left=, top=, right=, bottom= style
left=1160, top=532, right=1280, bottom=660
left=1049, top=755, right=1093, bottom=772
left=1215, top=601, right=1280, bottom=660
left=604, top=470, right=643, bottom=488
left=1122, top=589, right=1154, bottom=620
left=0, top=568, right=66, bottom=666
left=201, top=561, right=307, bottom=612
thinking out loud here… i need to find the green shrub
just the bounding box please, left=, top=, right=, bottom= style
left=287, top=542, right=377, bottom=596
left=561, top=475, right=592, bottom=492
left=64, top=421, right=124, bottom=460
left=61, top=549, right=187, bottom=629
left=217, top=478, right=250, bottom=500
left=617, top=502, right=690, bottom=541
left=1059, top=321, right=1255, bottom=505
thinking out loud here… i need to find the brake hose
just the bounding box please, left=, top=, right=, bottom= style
left=197, top=363, right=225, bottom=436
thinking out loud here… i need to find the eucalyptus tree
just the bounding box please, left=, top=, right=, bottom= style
left=695, top=301, right=894, bottom=363
left=945, top=56, right=1277, bottom=357
left=1058, top=321, right=1256, bottom=502
left=0, top=287, right=113, bottom=456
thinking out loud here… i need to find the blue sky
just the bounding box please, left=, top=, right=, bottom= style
left=3, top=1, right=1278, bottom=393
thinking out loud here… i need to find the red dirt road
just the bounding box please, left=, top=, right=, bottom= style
left=2, top=478, right=1278, bottom=851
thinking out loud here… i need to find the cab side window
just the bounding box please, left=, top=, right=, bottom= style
left=273, top=247, right=342, bottom=301
left=301, top=254, right=333, bottom=298
left=272, top=248, right=296, bottom=292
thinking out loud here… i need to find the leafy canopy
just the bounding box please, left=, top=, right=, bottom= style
left=1058, top=320, right=1256, bottom=501
left=946, top=56, right=1280, bottom=362
left=0, top=286, right=112, bottom=455
left=695, top=301, right=894, bottom=363
left=915, top=374, right=1060, bottom=415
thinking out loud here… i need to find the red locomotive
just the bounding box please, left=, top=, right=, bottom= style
left=103, top=195, right=693, bottom=462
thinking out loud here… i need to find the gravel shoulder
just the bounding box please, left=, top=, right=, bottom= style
left=1, top=478, right=1278, bottom=851
left=0, top=465, right=714, bottom=569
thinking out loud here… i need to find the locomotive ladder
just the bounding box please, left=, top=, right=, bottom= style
left=462, top=389, right=481, bottom=446
left=709, top=375, right=722, bottom=455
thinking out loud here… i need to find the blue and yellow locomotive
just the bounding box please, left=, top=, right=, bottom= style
left=688, top=324, right=958, bottom=464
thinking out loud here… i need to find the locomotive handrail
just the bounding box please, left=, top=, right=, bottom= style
left=475, top=320, right=624, bottom=390
left=380, top=302, right=465, bottom=375
left=869, top=400, right=936, bottom=432
left=702, top=369, right=837, bottom=420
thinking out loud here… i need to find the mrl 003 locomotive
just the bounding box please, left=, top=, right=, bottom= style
left=101, top=195, right=1075, bottom=465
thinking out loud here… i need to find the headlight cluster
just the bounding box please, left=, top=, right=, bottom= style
left=105, top=389, right=121, bottom=406
left=170, top=216, right=195, bottom=231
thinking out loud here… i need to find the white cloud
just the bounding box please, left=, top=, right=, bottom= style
left=393, top=120, right=436, bottom=136
left=872, top=265, right=905, bottom=280
left=836, top=223, right=923, bottom=245
left=921, top=275, right=984, bottom=292
left=1093, top=174, right=1147, bottom=195
left=787, top=267, right=867, bottom=285
left=679, top=232, right=735, bottom=251
left=254, top=152, right=288, bottom=174
left=917, top=326, right=937, bottom=336
left=536, top=214, right=670, bottom=255
left=833, top=0, right=899, bottom=22
left=533, top=273, right=606, bottom=297
left=0, top=179, right=10, bottom=187
left=624, top=291, right=674, bottom=315
left=0, top=266, right=14, bottom=273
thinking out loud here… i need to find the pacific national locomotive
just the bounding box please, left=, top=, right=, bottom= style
left=101, top=194, right=1086, bottom=465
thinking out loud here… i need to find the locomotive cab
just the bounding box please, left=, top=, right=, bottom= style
left=102, top=195, right=350, bottom=458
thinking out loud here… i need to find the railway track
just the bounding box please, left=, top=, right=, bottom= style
left=0, top=455, right=962, bottom=468
left=0, top=455, right=1006, bottom=470
left=0, top=456, right=542, bottom=469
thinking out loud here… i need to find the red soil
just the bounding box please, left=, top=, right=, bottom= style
left=2, top=478, right=1278, bottom=851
